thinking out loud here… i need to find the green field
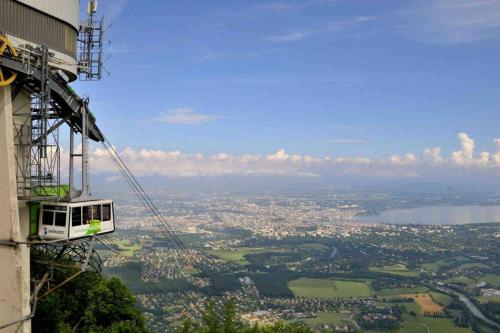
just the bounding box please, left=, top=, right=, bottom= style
left=209, top=249, right=251, bottom=265
left=299, top=312, right=354, bottom=327
left=209, top=247, right=264, bottom=265
left=421, top=256, right=470, bottom=273
left=429, top=291, right=453, bottom=306
left=401, top=313, right=473, bottom=333
left=447, top=276, right=477, bottom=292
left=458, top=262, right=491, bottom=270
left=421, top=260, right=448, bottom=272
left=299, top=243, right=330, bottom=251
left=97, top=249, right=116, bottom=259
left=209, top=246, right=289, bottom=265
left=377, top=286, right=429, bottom=297
left=103, top=265, right=193, bottom=293
left=114, top=240, right=141, bottom=257
left=480, top=274, right=500, bottom=288
left=377, top=300, right=420, bottom=314
left=449, top=276, right=476, bottom=285
left=369, top=264, right=419, bottom=277
left=103, top=265, right=151, bottom=293
left=288, top=278, right=372, bottom=298
left=477, top=295, right=500, bottom=303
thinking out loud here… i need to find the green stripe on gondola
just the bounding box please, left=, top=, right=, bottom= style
left=31, top=185, right=70, bottom=197
left=86, top=219, right=102, bottom=235
left=29, top=202, right=40, bottom=236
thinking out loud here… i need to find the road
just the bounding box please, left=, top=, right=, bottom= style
left=416, top=323, right=430, bottom=333
left=347, top=312, right=361, bottom=330
left=329, top=246, right=338, bottom=259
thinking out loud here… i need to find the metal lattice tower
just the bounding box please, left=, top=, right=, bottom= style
left=14, top=47, right=62, bottom=200
left=33, top=47, right=61, bottom=197
left=78, top=0, right=105, bottom=81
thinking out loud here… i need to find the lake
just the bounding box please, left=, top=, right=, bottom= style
left=360, top=205, right=500, bottom=225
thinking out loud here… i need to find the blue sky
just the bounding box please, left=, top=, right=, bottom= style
left=74, top=0, right=500, bottom=180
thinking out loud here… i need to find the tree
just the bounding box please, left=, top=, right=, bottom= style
left=222, top=300, right=237, bottom=333
left=81, top=277, right=150, bottom=332
left=32, top=270, right=150, bottom=333
left=202, top=301, right=220, bottom=333
left=182, top=317, right=194, bottom=333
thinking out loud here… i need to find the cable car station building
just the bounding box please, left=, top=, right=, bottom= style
left=0, top=1, right=110, bottom=331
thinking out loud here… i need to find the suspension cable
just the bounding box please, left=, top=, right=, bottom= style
left=102, top=140, right=217, bottom=287
left=101, top=138, right=220, bottom=295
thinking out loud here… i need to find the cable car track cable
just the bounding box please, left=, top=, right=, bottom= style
left=103, top=142, right=220, bottom=295
left=101, top=140, right=212, bottom=274
left=101, top=139, right=221, bottom=296
left=102, top=141, right=220, bottom=295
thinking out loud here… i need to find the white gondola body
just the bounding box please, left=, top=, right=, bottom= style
left=38, top=200, right=115, bottom=240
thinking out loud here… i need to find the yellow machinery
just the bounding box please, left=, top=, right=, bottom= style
left=0, top=35, right=17, bottom=87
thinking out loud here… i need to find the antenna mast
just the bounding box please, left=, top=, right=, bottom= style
left=78, top=0, right=104, bottom=81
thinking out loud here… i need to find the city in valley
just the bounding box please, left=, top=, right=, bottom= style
left=97, top=189, right=500, bottom=333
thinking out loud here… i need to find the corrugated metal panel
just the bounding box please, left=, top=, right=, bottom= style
left=9, top=35, right=78, bottom=78
left=0, top=0, right=77, bottom=57
left=15, top=0, right=79, bottom=30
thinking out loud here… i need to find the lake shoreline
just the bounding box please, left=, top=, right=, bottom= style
left=356, top=205, right=500, bottom=225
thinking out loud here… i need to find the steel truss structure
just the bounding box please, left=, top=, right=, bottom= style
left=31, top=238, right=103, bottom=280
left=78, top=0, right=105, bottom=81
left=13, top=47, right=62, bottom=199
left=1, top=46, right=105, bottom=201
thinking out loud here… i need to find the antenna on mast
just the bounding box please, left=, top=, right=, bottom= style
left=78, top=0, right=105, bottom=81
left=88, top=0, right=98, bottom=15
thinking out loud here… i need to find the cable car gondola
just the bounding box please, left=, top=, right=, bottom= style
left=38, top=200, right=114, bottom=240
left=25, top=92, right=117, bottom=242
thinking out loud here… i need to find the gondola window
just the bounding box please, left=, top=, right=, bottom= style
left=83, top=206, right=92, bottom=225
left=102, top=204, right=111, bottom=221
left=42, top=211, right=54, bottom=225
left=55, top=212, right=66, bottom=227
left=92, top=205, right=101, bottom=220
left=72, top=207, right=82, bottom=226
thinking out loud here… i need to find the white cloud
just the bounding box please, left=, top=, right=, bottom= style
left=255, top=0, right=339, bottom=13
left=389, top=153, right=417, bottom=166
left=156, top=108, right=222, bottom=125
left=76, top=133, right=500, bottom=180
left=266, top=149, right=290, bottom=161
left=267, top=31, right=309, bottom=42
left=330, top=139, right=368, bottom=145
left=423, top=147, right=444, bottom=165
left=451, top=132, right=475, bottom=165
left=492, top=139, right=500, bottom=165
left=326, top=15, right=377, bottom=31
left=400, top=0, right=500, bottom=44
left=102, top=0, right=128, bottom=23
left=266, top=15, right=376, bottom=43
